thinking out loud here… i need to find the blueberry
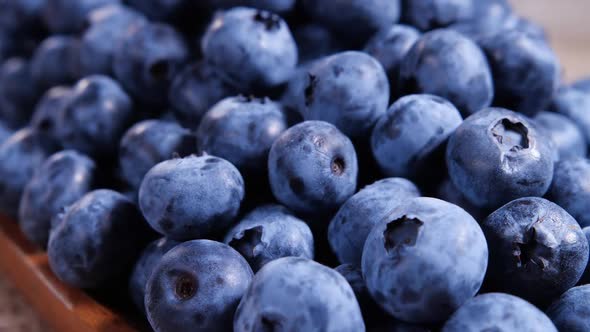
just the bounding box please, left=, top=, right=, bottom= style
left=224, top=204, right=314, bottom=272
left=0, top=128, right=58, bottom=217
left=480, top=30, right=560, bottom=116
left=549, top=157, right=590, bottom=228
left=139, top=155, right=245, bottom=240
left=56, top=75, right=134, bottom=157
left=293, top=23, right=341, bottom=64
left=268, top=121, right=358, bottom=216
left=202, top=7, right=297, bottom=93
left=47, top=189, right=153, bottom=288
left=447, top=0, right=513, bottom=41
left=30, top=85, right=72, bottom=141
left=43, top=0, right=120, bottom=33
left=0, top=57, right=39, bottom=128
left=290, top=51, right=390, bottom=138
left=19, top=150, right=96, bottom=249
left=580, top=227, right=590, bottom=284
left=546, top=285, right=590, bottom=332
left=197, top=96, right=287, bottom=174
left=371, top=94, right=462, bottom=179
left=335, top=263, right=384, bottom=320
left=364, top=24, right=420, bottom=91
left=482, top=197, right=588, bottom=306
left=129, top=237, right=179, bottom=314
left=114, top=22, right=188, bottom=106
left=145, top=240, right=253, bottom=332
left=362, top=197, right=488, bottom=323
left=80, top=4, right=146, bottom=76
left=436, top=178, right=487, bottom=222
left=399, top=29, right=493, bottom=116
left=119, top=120, right=196, bottom=190
left=442, top=293, right=557, bottom=332
left=534, top=111, right=586, bottom=160
left=572, top=77, right=590, bottom=92
left=446, top=108, right=554, bottom=209
left=169, top=62, right=237, bottom=129
left=301, top=0, right=401, bottom=43
left=549, top=86, right=590, bottom=145
left=328, top=177, right=420, bottom=266
left=401, top=0, right=477, bottom=31
left=203, top=0, right=296, bottom=13
left=30, top=35, right=81, bottom=91
left=234, top=257, right=365, bottom=332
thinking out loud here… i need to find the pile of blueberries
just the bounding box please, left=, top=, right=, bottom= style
left=2, top=0, right=590, bottom=331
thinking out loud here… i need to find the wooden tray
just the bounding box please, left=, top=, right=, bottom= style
left=0, top=215, right=143, bottom=332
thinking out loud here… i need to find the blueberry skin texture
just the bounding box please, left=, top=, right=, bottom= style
left=18, top=150, right=96, bottom=249
left=146, top=240, right=253, bottom=332
left=56, top=75, right=134, bottom=157
left=129, top=237, right=179, bottom=314
left=550, top=86, right=590, bottom=145
left=328, top=177, right=420, bottom=266
left=80, top=4, right=146, bottom=76
left=268, top=121, right=358, bottom=216
left=30, top=86, right=72, bottom=142
left=169, top=62, right=236, bottom=129
left=549, top=158, right=590, bottom=228
left=139, top=155, right=245, bottom=240
left=224, top=204, right=314, bottom=272
left=446, top=108, right=554, bottom=209
left=43, top=0, right=120, bottom=33
left=534, top=111, right=586, bottom=160
left=119, top=120, right=196, bottom=190
left=362, top=197, right=488, bottom=324
left=480, top=30, right=560, bottom=116
left=364, top=24, right=420, bottom=87
left=293, top=51, right=390, bottom=138
left=197, top=96, right=287, bottom=174
left=301, top=0, right=401, bottom=43
left=234, top=257, right=365, bottom=332
left=30, top=35, right=81, bottom=91
left=0, top=128, right=57, bottom=218
left=442, top=293, right=557, bottom=332
left=546, top=285, right=590, bottom=332
left=114, top=22, right=188, bottom=106
left=0, top=57, right=39, bottom=128
left=48, top=189, right=153, bottom=288
left=399, top=29, right=493, bottom=116
left=581, top=227, right=590, bottom=284
left=482, top=197, right=589, bottom=306
left=201, top=7, right=298, bottom=92
left=371, top=94, right=462, bottom=178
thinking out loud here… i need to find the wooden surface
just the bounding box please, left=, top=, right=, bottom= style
left=0, top=217, right=139, bottom=332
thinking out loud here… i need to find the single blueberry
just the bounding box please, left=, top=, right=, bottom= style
left=268, top=121, right=358, bottom=216
left=290, top=51, right=390, bottom=138
left=80, top=4, right=146, bottom=76
left=371, top=94, right=462, bottom=179
left=113, top=22, right=189, bottom=106
left=30, top=85, right=72, bottom=142
left=47, top=189, right=153, bottom=288
left=129, top=237, right=179, bottom=314
left=0, top=128, right=58, bottom=218
left=234, top=257, right=365, bottom=332
left=550, top=86, right=590, bottom=145
left=446, top=108, right=554, bottom=209
left=168, top=62, right=237, bottom=129
left=549, top=157, right=590, bottom=228
left=328, top=177, right=420, bottom=266
left=482, top=197, right=589, bottom=306
left=30, top=35, right=82, bottom=91
left=197, top=96, right=287, bottom=175
left=442, top=293, right=557, bottom=332
left=56, top=75, right=134, bottom=157
left=201, top=7, right=298, bottom=92
left=19, top=150, right=96, bottom=249
left=480, top=29, right=560, bottom=116
left=0, top=57, right=39, bottom=128
left=138, top=155, right=245, bottom=240
left=362, top=197, right=488, bottom=323
left=546, top=285, right=590, bottom=332
left=224, top=204, right=314, bottom=272
left=399, top=29, right=493, bottom=116
left=145, top=240, right=253, bottom=332
left=119, top=119, right=196, bottom=190
left=534, top=111, right=586, bottom=160
left=43, top=0, right=120, bottom=33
